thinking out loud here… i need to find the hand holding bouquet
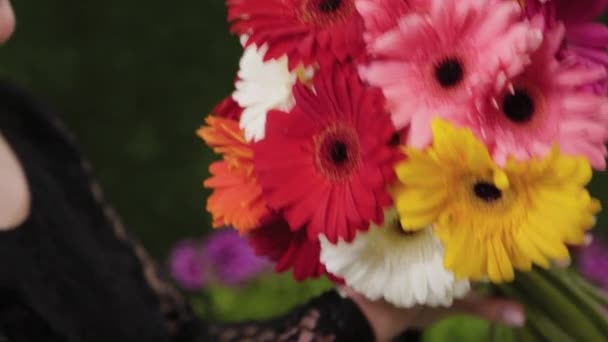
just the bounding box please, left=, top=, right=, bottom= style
left=199, top=0, right=608, bottom=339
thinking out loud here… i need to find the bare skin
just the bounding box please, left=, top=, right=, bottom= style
left=0, top=0, right=14, bottom=44
left=0, top=131, right=29, bottom=230
left=0, top=1, right=525, bottom=339
left=0, top=0, right=23, bottom=231
left=343, top=287, right=524, bottom=341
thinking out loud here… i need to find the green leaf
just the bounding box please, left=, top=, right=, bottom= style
left=423, top=316, right=490, bottom=342
left=197, top=273, right=332, bottom=321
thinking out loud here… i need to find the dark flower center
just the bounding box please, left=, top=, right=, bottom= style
left=502, top=89, right=535, bottom=123
left=318, top=0, right=342, bottom=13
left=389, top=132, right=401, bottom=146
left=473, top=182, right=502, bottom=202
left=300, top=0, right=354, bottom=26
left=435, top=57, right=464, bottom=89
left=330, top=141, right=348, bottom=164
left=315, top=124, right=361, bottom=181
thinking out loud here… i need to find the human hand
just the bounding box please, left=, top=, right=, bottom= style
left=340, top=233, right=598, bottom=342
left=0, top=0, right=15, bottom=43
left=341, top=227, right=599, bottom=342
left=341, top=286, right=524, bottom=342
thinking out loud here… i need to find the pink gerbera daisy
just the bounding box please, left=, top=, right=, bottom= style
left=519, top=0, right=556, bottom=23
left=465, top=25, right=608, bottom=169
left=560, top=50, right=608, bottom=95
left=560, top=1, right=608, bottom=94
left=359, top=0, right=543, bottom=147
left=354, top=0, right=415, bottom=43
left=554, top=0, right=608, bottom=25
left=522, top=0, right=608, bottom=94
left=253, top=64, right=398, bottom=243
left=227, top=0, right=365, bottom=69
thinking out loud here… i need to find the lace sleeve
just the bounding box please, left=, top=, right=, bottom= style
left=183, top=290, right=375, bottom=342
left=0, top=82, right=418, bottom=342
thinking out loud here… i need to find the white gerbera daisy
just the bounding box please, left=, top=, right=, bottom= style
left=320, top=210, right=470, bottom=308
left=232, top=43, right=313, bottom=142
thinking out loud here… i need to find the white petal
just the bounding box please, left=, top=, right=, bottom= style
left=232, top=44, right=309, bottom=142
left=320, top=209, right=470, bottom=308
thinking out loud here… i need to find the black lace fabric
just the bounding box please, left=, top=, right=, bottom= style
left=192, top=291, right=375, bottom=341
left=0, top=82, right=379, bottom=342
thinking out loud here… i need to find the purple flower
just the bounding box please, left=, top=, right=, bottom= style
left=578, top=235, right=608, bottom=290
left=203, top=229, right=268, bottom=285
left=168, top=240, right=206, bottom=290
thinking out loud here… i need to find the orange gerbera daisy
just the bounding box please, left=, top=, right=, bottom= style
left=197, top=116, right=270, bottom=233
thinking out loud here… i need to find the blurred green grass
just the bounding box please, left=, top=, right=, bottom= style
left=0, top=1, right=606, bottom=335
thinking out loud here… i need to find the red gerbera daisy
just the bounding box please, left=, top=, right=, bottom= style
left=227, top=0, right=365, bottom=69
left=211, top=95, right=242, bottom=120
left=253, top=64, right=398, bottom=244
left=248, top=218, right=326, bottom=281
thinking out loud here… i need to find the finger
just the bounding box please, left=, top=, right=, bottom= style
left=411, top=295, right=525, bottom=328
left=554, top=258, right=571, bottom=269
left=453, top=295, right=525, bottom=327
left=340, top=286, right=426, bottom=340
left=584, top=233, right=593, bottom=247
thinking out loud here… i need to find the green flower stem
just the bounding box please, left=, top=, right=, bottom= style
left=513, top=270, right=606, bottom=341
left=537, top=268, right=608, bottom=339
left=568, top=270, right=608, bottom=308
left=521, top=305, right=576, bottom=342
left=498, top=283, right=575, bottom=342
left=515, top=327, right=542, bottom=342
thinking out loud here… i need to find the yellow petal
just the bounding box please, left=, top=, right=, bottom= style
left=494, top=239, right=515, bottom=282
left=487, top=244, right=503, bottom=283
left=527, top=225, right=570, bottom=261
left=550, top=155, right=592, bottom=185
left=563, top=230, right=586, bottom=245
left=394, top=187, right=446, bottom=214
left=509, top=243, right=532, bottom=272
left=394, top=151, right=444, bottom=187
left=487, top=238, right=514, bottom=283
left=516, top=231, right=550, bottom=269
left=589, top=198, right=602, bottom=215
left=430, top=119, right=491, bottom=165
left=441, top=227, right=468, bottom=269
left=493, top=169, right=510, bottom=190
left=399, top=211, right=439, bottom=230
left=396, top=162, right=444, bottom=186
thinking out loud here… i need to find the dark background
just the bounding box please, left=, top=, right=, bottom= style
left=0, top=1, right=242, bottom=258
left=0, top=1, right=606, bottom=263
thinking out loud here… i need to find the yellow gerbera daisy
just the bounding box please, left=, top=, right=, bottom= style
left=393, top=119, right=601, bottom=283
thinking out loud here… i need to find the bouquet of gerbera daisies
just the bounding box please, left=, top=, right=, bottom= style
left=199, top=0, right=608, bottom=339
